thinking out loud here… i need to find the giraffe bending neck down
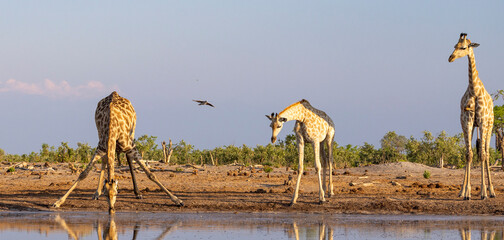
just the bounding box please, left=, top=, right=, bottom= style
left=266, top=99, right=335, bottom=205
left=449, top=33, right=495, bottom=200
left=52, top=91, right=183, bottom=214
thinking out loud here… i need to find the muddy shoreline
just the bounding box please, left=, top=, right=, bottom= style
left=2, top=161, right=504, bottom=215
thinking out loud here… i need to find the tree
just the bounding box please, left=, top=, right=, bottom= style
left=379, top=131, right=407, bottom=163
left=76, top=142, right=93, bottom=163
left=40, top=143, right=50, bottom=161
left=56, top=142, right=74, bottom=162
left=359, top=142, right=379, bottom=165
left=135, top=135, right=160, bottom=160
left=493, top=90, right=504, bottom=163
left=434, top=131, right=464, bottom=168
left=173, top=139, right=194, bottom=164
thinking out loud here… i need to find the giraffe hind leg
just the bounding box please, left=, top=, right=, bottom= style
left=93, top=159, right=107, bottom=200
left=484, top=127, right=496, bottom=198
left=126, top=152, right=142, bottom=199
left=326, top=136, right=334, bottom=197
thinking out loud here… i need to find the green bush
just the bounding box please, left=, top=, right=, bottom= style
left=423, top=170, right=431, bottom=179
left=263, top=166, right=273, bottom=173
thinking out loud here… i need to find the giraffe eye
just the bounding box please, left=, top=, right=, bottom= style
left=460, top=47, right=467, bottom=50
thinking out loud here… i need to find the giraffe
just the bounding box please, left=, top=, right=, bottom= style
left=449, top=33, right=495, bottom=200
left=52, top=91, right=183, bottom=213
left=266, top=99, right=335, bottom=205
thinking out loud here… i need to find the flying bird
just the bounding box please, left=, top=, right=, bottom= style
left=193, top=100, right=215, bottom=107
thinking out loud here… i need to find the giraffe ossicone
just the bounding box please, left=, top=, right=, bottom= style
left=266, top=99, right=335, bottom=205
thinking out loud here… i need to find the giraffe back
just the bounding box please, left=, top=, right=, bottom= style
left=298, top=100, right=335, bottom=142
left=95, top=92, right=137, bottom=153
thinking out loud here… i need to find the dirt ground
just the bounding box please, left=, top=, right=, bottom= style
left=2, top=161, right=504, bottom=215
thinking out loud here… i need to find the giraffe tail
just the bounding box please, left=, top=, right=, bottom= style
left=476, top=130, right=481, bottom=159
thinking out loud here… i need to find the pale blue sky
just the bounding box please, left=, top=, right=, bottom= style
left=1, top=1, right=503, bottom=154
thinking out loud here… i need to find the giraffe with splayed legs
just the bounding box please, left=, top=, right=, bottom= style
left=52, top=91, right=183, bottom=214
left=449, top=33, right=495, bottom=200
left=266, top=99, right=335, bottom=205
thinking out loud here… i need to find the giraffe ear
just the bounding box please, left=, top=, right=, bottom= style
left=470, top=43, right=480, bottom=48
left=265, top=115, right=273, bottom=120
left=279, top=117, right=287, bottom=122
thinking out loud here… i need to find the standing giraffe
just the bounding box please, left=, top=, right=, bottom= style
left=449, top=33, right=495, bottom=200
left=52, top=91, right=183, bottom=213
left=266, top=99, right=335, bottom=205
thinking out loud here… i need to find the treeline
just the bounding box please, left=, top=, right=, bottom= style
left=0, top=131, right=501, bottom=169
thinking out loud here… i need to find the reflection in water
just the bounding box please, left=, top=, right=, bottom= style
left=1, top=212, right=504, bottom=239
left=460, top=227, right=501, bottom=240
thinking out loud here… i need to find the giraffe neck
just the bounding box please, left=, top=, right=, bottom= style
left=467, top=50, right=483, bottom=97
left=279, top=101, right=307, bottom=122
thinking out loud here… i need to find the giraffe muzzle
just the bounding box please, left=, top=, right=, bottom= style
left=271, top=136, right=277, bottom=143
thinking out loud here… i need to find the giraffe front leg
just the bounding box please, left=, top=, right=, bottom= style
left=460, top=123, right=474, bottom=200
left=479, top=135, right=488, bottom=200
left=313, top=142, right=326, bottom=204
left=53, top=150, right=105, bottom=208
left=460, top=150, right=472, bottom=200
left=291, top=130, right=304, bottom=206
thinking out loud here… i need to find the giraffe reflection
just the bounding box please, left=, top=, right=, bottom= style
left=459, top=228, right=498, bottom=240
left=54, top=214, right=182, bottom=240
left=291, top=221, right=334, bottom=240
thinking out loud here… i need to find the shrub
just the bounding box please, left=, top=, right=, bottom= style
left=423, top=170, right=431, bottom=179
left=264, top=166, right=273, bottom=173
left=7, top=167, right=15, bottom=173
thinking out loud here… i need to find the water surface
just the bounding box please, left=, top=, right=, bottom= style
left=1, top=211, right=504, bottom=239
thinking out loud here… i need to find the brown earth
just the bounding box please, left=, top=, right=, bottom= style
left=2, top=161, right=504, bottom=215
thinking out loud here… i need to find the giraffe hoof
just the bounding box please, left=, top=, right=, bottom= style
left=481, top=196, right=488, bottom=200
left=135, top=195, right=143, bottom=199
left=490, top=194, right=496, bottom=198
left=319, top=200, right=326, bottom=205
left=463, top=197, right=471, bottom=201
left=178, top=202, right=184, bottom=207
left=289, top=202, right=296, bottom=207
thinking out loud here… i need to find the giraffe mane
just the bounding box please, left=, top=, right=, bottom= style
left=279, top=99, right=311, bottom=115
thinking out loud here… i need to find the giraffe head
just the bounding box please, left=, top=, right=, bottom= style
left=104, top=179, right=119, bottom=214
left=449, top=33, right=479, bottom=62
left=265, top=112, right=287, bottom=143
